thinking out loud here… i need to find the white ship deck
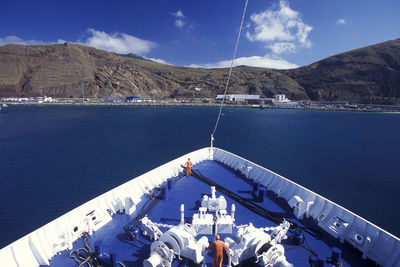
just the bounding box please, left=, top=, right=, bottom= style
left=1, top=148, right=399, bottom=266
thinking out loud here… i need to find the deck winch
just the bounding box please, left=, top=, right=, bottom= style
left=194, top=186, right=235, bottom=235
left=139, top=186, right=292, bottom=267
left=225, top=222, right=292, bottom=266
left=142, top=223, right=209, bottom=267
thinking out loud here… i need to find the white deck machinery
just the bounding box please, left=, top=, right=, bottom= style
left=139, top=186, right=293, bottom=267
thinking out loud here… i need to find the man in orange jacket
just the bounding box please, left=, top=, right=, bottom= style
left=206, top=235, right=230, bottom=267
left=184, top=158, right=192, bottom=176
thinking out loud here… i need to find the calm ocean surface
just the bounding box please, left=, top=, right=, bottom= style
left=0, top=105, right=399, bottom=248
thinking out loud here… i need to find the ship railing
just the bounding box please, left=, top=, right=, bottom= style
left=212, top=148, right=400, bottom=267
left=0, top=148, right=211, bottom=267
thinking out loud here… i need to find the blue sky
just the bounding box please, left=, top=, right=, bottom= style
left=1, top=0, right=399, bottom=69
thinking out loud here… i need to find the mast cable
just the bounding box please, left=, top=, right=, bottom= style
left=211, top=0, right=249, bottom=139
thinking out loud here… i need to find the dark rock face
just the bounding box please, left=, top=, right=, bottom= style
left=0, top=38, right=399, bottom=104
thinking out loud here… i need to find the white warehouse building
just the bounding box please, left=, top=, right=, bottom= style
left=275, top=94, right=289, bottom=102
left=216, top=94, right=260, bottom=102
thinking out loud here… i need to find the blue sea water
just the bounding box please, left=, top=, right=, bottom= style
left=0, top=105, right=399, bottom=248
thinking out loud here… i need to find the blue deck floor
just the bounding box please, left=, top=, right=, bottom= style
left=46, top=160, right=376, bottom=267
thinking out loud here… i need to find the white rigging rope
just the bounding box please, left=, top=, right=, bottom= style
left=211, top=0, right=249, bottom=139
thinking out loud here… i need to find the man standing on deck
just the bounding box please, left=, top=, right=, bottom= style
left=206, top=235, right=230, bottom=267
left=184, top=158, right=192, bottom=176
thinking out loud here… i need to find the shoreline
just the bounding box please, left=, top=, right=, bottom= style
left=2, top=101, right=400, bottom=114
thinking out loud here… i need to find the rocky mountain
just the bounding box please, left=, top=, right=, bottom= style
left=115, top=53, right=147, bottom=60
left=0, top=43, right=307, bottom=99
left=282, top=38, right=400, bottom=104
left=0, top=38, right=399, bottom=104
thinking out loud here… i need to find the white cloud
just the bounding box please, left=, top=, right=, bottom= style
left=171, top=10, right=185, bottom=18
left=171, top=10, right=187, bottom=30
left=0, top=35, right=48, bottom=46
left=188, top=54, right=298, bottom=69
left=0, top=29, right=157, bottom=56
left=187, top=1, right=307, bottom=70
left=175, top=19, right=185, bottom=29
left=81, top=29, right=156, bottom=55
left=268, top=42, right=296, bottom=54
left=336, top=18, right=347, bottom=25
left=146, top=57, right=171, bottom=65
left=246, top=0, right=312, bottom=54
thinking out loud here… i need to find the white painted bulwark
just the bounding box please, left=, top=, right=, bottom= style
left=212, top=148, right=400, bottom=267
left=0, top=147, right=399, bottom=266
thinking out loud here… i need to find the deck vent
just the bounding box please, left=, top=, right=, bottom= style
left=328, top=216, right=349, bottom=241
left=329, top=225, right=339, bottom=233
left=107, top=209, right=113, bottom=216
left=317, top=214, right=325, bottom=222
left=73, top=226, right=78, bottom=232
left=240, top=165, right=245, bottom=172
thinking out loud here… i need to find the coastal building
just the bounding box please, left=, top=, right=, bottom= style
left=275, top=94, right=290, bottom=103
left=104, top=98, right=124, bottom=103
left=216, top=94, right=260, bottom=104
left=192, top=98, right=210, bottom=103
left=42, top=96, right=56, bottom=103
left=262, top=98, right=274, bottom=105
left=2, top=97, right=22, bottom=102
left=125, top=96, right=141, bottom=103
left=275, top=101, right=300, bottom=108
left=21, top=98, right=39, bottom=103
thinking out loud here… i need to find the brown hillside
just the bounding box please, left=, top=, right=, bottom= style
left=0, top=39, right=400, bottom=104
left=0, top=43, right=307, bottom=100
left=283, top=38, right=400, bottom=104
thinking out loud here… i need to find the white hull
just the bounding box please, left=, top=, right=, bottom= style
left=0, top=147, right=399, bottom=266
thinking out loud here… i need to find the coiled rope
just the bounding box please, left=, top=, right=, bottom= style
left=211, top=0, right=249, bottom=139
left=68, top=232, right=100, bottom=267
